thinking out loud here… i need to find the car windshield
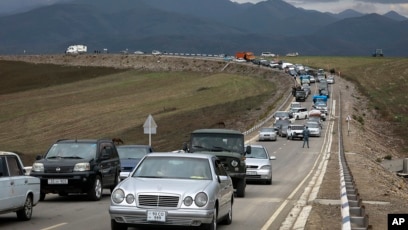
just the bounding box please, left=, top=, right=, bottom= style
left=260, top=128, right=275, bottom=133
left=315, top=102, right=327, bottom=107
left=290, top=125, right=304, bottom=130
left=275, top=112, right=289, bottom=117
left=246, top=147, right=267, bottom=159
left=190, top=133, right=244, bottom=153
left=45, top=143, right=97, bottom=159
left=133, top=157, right=212, bottom=180
left=117, top=147, right=150, bottom=159
left=307, top=122, right=320, bottom=128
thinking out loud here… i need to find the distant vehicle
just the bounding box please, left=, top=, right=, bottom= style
left=305, top=121, right=322, bottom=137
left=0, top=151, right=40, bottom=220
left=273, top=111, right=293, bottom=121
left=372, top=48, right=384, bottom=57
left=309, top=75, right=316, bottom=83
left=134, top=50, right=144, bottom=55
left=295, top=89, right=307, bottom=102
left=287, top=124, right=305, bottom=140
left=234, top=58, right=246, bottom=63
left=235, top=51, right=256, bottom=62
left=109, top=153, right=234, bottom=230
left=291, top=107, right=308, bottom=120
left=273, top=119, right=291, bottom=137
left=290, top=102, right=302, bottom=109
left=152, top=50, right=162, bottom=55
left=117, top=145, right=154, bottom=180
left=258, top=127, right=277, bottom=141
left=245, top=145, right=276, bottom=184
left=313, top=101, right=328, bottom=115
left=327, top=76, right=335, bottom=84
left=261, top=52, right=275, bottom=57
left=65, top=45, right=87, bottom=54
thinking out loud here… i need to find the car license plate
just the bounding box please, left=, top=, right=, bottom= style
left=247, top=171, right=256, bottom=175
left=147, top=210, right=166, bottom=222
left=48, top=179, right=68, bottom=184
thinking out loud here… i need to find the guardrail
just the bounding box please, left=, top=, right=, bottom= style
left=338, top=91, right=370, bottom=230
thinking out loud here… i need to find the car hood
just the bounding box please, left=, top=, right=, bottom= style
left=245, top=158, right=269, bottom=166
left=119, top=177, right=213, bottom=194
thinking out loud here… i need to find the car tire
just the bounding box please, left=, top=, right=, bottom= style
left=202, top=207, right=217, bottom=230
left=16, top=195, right=33, bottom=221
left=111, top=219, right=127, bottom=230
left=221, top=199, right=233, bottom=225
left=235, top=179, right=246, bottom=197
left=88, top=175, right=103, bottom=201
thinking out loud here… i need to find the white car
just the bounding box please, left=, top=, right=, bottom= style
left=0, top=151, right=40, bottom=220
left=151, top=50, right=162, bottom=55
left=234, top=58, right=246, bottom=63
left=291, top=107, right=308, bottom=120
left=327, top=76, right=335, bottom=84
left=261, top=52, right=275, bottom=57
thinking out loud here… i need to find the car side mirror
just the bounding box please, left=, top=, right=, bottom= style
left=245, top=145, right=251, bottom=155
left=35, top=155, right=43, bottom=160
left=182, top=142, right=189, bottom=152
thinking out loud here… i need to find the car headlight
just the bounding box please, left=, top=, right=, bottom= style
left=112, top=189, right=125, bottom=203
left=231, top=160, right=238, bottom=167
left=184, top=196, right=193, bottom=206
left=73, top=162, right=90, bottom=171
left=260, top=165, right=271, bottom=170
left=126, top=194, right=135, bottom=204
left=32, top=162, right=44, bottom=172
left=194, top=192, right=208, bottom=207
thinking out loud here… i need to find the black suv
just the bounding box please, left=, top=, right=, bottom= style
left=30, top=139, right=121, bottom=201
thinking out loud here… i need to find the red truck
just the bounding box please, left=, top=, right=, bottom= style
left=235, top=52, right=255, bottom=61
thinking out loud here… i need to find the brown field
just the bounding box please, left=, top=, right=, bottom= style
left=0, top=55, right=291, bottom=164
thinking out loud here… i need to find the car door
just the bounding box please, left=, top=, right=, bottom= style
left=4, top=155, right=26, bottom=209
left=213, top=158, right=232, bottom=218
left=0, top=156, right=13, bottom=211
left=99, top=143, right=117, bottom=186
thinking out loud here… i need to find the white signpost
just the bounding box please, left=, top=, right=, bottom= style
left=143, top=114, right=157, bottom=146
left=346, top=115, right=351, bottom=135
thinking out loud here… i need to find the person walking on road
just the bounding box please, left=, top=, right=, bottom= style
left=302, top=126, right=310, bottom=148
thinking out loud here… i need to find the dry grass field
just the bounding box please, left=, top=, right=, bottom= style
left=0, top=56, right=291, bottom=164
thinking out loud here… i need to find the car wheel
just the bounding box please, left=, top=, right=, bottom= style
left=221, top=199, right=233, bottom=225
left=16, top=195, right=33, bottom=221
left=110, top=174, right=120, bottom=193
left=88, top=175, right=103, bottom=201
left=39, top=192, right=46, bottom=201
left=202, top=207, right=217, bottom=230
left=111, top=219, right=127, bottom=230
left=236, top=179, right=246, bottom=197
left=266, top=179, right=272, bottom=185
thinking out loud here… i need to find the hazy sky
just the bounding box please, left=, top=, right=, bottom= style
left=232, top=0, right=408, bottom=17
left=1, top=0, right=408, bottom=17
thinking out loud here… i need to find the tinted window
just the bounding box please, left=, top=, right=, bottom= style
left=45, top=143, right=97, bottom=160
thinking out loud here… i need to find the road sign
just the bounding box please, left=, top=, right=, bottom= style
left=143, top=114, right=157, bottom=134
left=346, top=115, right=351, bottom=121
left=143, top=114, right=157, bottom=146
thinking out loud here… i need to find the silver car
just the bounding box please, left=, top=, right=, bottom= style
left=245, top=145, right=276, bottom=184
left=109, top=153, right=234, bottom=230
left=305, top=121, right=322, bottom=137
left=258, top=127, right=277, bottom=141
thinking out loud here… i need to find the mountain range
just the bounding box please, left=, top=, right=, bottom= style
left=0, top=0, right=407, bottom=56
